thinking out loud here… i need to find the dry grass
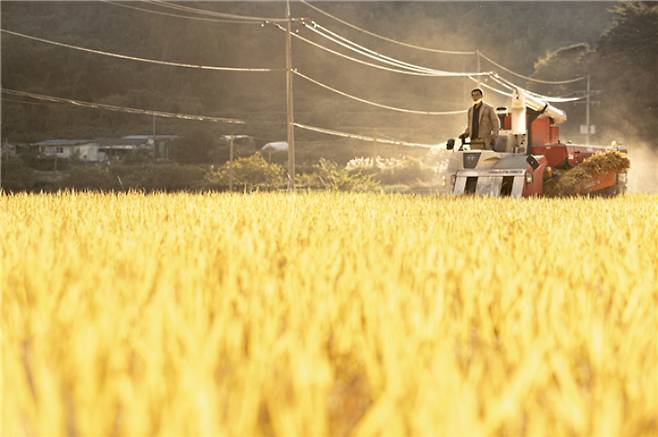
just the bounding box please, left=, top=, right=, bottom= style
left=545, top=151, right=631, bottom=196
left=1, top=192, right=656, bottom=437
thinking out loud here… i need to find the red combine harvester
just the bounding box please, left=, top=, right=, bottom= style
left=445, top=89, right=628, bottom=197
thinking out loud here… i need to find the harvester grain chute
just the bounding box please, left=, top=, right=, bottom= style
left=444, top=88, right=629, bottom=197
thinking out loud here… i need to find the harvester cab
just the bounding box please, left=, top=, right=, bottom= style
left=444, top=88, right=628, bottom=197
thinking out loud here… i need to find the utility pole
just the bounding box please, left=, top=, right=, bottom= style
left=228, top=136, right=234, bottom=191
left=152, top=114, right=157, bottom=159
left=475, top=50, right=481, bottom=87
left=285, top=0, right=296, bottom=191
left=585, top=74, right=591, bottom=146
left=462, top=56, right=468, bottom=107
left=574, top=76, right=600, bottom=143
left=0, top=138, right=3, bottom=191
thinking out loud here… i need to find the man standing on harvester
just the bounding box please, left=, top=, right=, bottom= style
left=460, top=88, right=500, bottom=150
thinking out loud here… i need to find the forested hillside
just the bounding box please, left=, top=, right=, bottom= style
left=1, top=1, right=655, bottom=151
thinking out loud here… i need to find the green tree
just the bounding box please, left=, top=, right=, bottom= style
left=206, top=153, right=285, bottom=191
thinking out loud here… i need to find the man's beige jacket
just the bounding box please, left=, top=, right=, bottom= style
left=463, top=102, right=500, bottom=148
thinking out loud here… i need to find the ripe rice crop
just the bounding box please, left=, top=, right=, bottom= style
left=1, top=192, right=656, bottom=437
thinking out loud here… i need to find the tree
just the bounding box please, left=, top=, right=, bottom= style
left=530, top=3, right=658, bottom=147
left=171, top=125, right=220, bottom=164
left=532, top=43, right=593, bottom=96
left=592, top=2, right=658, bottom=145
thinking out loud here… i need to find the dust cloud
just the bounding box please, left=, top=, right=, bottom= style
left=600, top=126, right=657, bottom=194
left=626, top=143, right=658, bottom=194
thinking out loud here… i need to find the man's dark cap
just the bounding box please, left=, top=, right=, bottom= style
left=471, top=88, right=483, bottom=95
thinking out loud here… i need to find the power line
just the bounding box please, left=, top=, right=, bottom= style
left=147, top=0, right=289, bottom=23
left=298, top=0, right=476, bottom=56
left=472, top=75, right=584, bottom=103
left=471, top=77, right=514, bottom=98
left=294, top=70, right=466, bottom=116
left=293, top=122, right=435, bottom=148
left=1, top=89, right=245, bottom=124
left=478, top=52, right=586, bottom=85
left=298, top=0, right=585, bottom=84
left=290, top=23, right=585, bottom=103
left=102, top=1, right=261, bottom=25
left=303, top=21, right=489, bottom=77
left=489, top=74, right=583, bottom=102
left=1, top=26, right=581, bottom=129
left=1, top=28, right=279, bottom=72
left=2, top=97, right=62, bottom=107
left=278, top=25, right=442, bottom=77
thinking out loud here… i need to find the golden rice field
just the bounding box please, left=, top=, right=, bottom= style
left=1, top=192, right=656, bottom=437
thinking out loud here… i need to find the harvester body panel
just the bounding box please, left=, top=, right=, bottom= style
left=448, top=151, right=545, bottom=197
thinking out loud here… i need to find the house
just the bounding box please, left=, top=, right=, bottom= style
left=122, top=135, right=178, bottom=159
left=31, top=139, right=103, bottom=161
left=27, top=134, right=180, bottom=163
left=93, top=137, right=141, bottom=161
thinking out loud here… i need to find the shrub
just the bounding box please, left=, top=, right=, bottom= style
left=117, top=163, right=206, bottom=191
left=297, top=159, right=379, bottom=192
left=0, top=156, right=36, bottom=191
left=60, top=163, right=208, bottom=192
left=64, top=165, right=118, bottom=191
left=206, top=153, right=285, bottom=191
left=122, top=148, right=153, bottom=165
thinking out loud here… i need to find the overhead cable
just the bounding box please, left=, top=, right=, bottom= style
left=299, top=0, right=585, bottom=84
left=303, top=22, right=490, bottom=77
left=473, top=75, right=584, bottom=103
left=478, top=52, right=585, bottom=85
left=469, top=77, right=513, bottom=98
left=1, top=89, right=245, bottom=124
left=2, top=97, right=60, bottom=107
left=291, top=23, right=585, bottom=103
left=102, top=1, right=261, bottom=25
left=293, top=122, right=435, bottom=148
left=294, top=70, right=465, bottom=116
left=1, top=29, right=278, bottom=72
left=273, top=23, right=440, bottom=76
left=147, top=0, right=289, bottom=22
left=489, top=74, right=584, bottom=102
left=298, top=0, right=476, bottom=55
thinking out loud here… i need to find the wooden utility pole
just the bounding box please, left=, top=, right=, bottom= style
left=0, top=138, right=3, bottom=190
left=475, top=50, right=481, bottom=87
left=585, top=74, right=591, bottom=145
left=462, top=56, right=468, bottom=107
left=285, top=0, right=296, bottom=191
left=228, top=136, right=234, bottom=191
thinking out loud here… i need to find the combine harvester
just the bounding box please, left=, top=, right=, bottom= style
left=444, top=89, right=629, bottom=197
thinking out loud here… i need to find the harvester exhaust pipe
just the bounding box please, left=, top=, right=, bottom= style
left=510, top=88, right=527, bottom=153
left=511, top=88, right=527, bottom=135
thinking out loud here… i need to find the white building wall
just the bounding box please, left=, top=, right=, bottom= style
left=42, top=146, right=73, bottom=158
left=75, top=144, right=104, bottom=162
